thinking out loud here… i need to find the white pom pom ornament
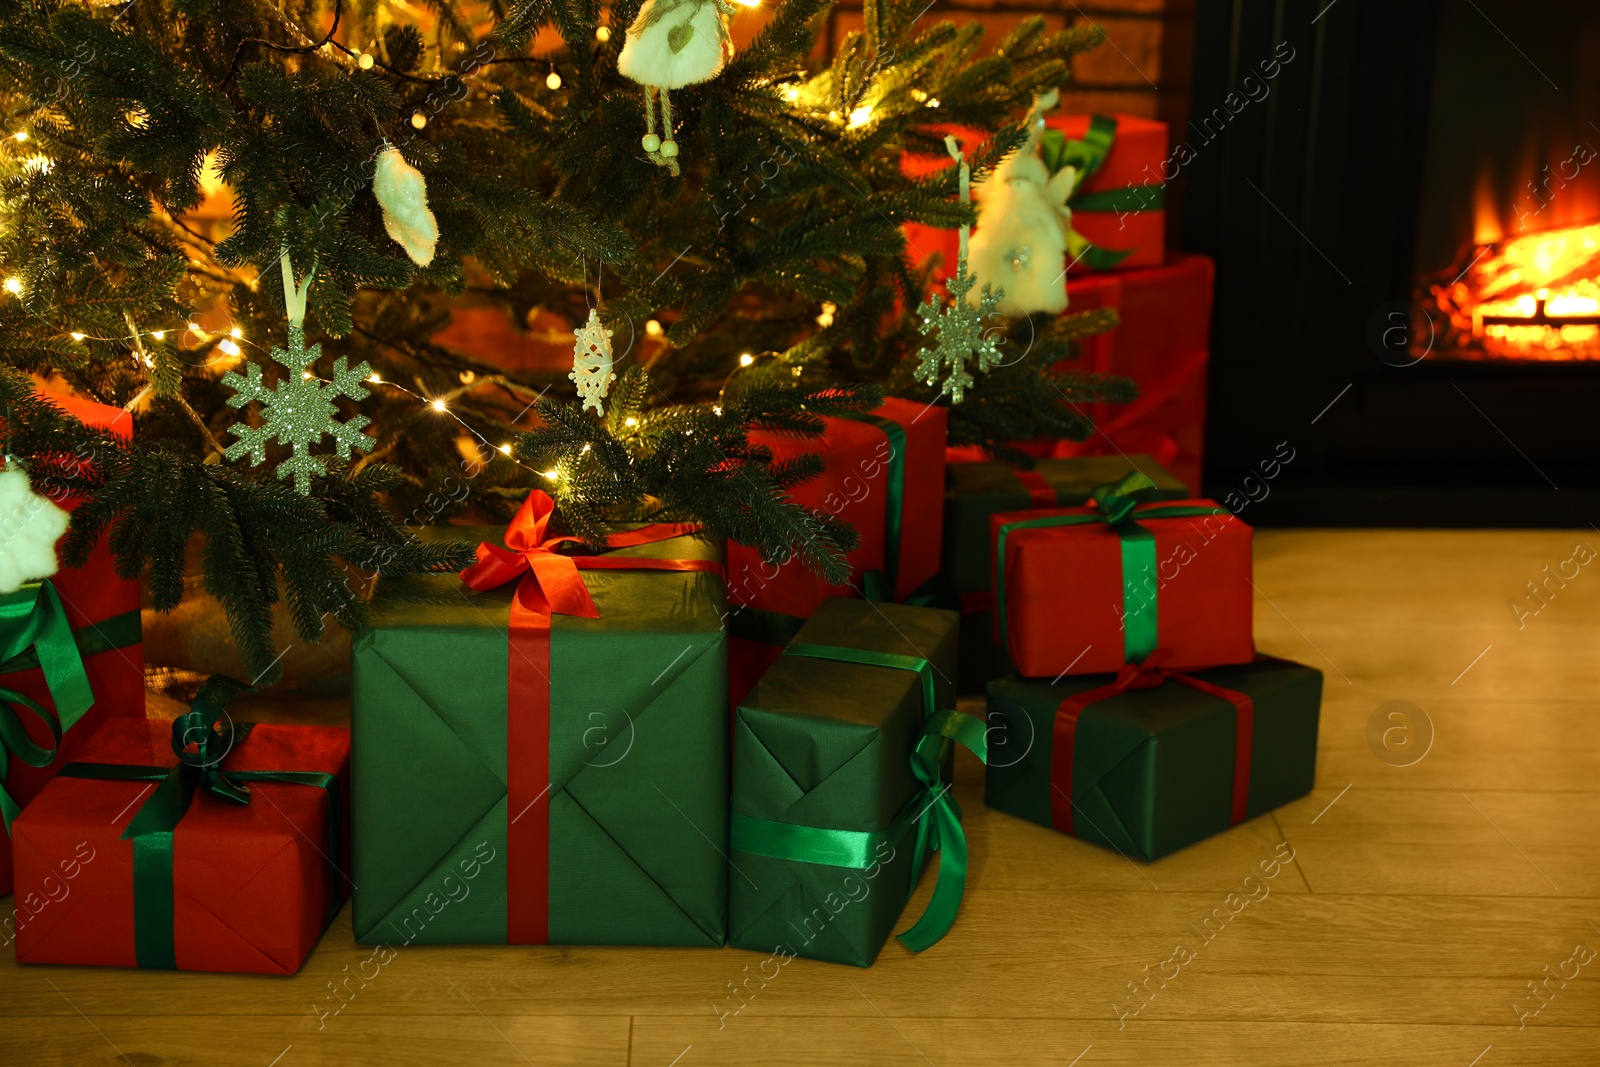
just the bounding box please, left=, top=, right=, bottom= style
left=0, top=465, right=70, bottom=595
left=618, top=0, right=739, bottom=175
left=373, top=144, right=439, bottom=267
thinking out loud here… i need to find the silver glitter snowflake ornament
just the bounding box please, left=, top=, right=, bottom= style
left=221, top=253, right=375, bottom=494
left=914, top=259, right=1005, bottom=404
left=914, top=135, right=1006, bottom=404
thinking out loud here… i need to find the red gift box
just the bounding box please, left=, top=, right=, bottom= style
left=1046, top=113, right=1167, bottom=272
left=1048, top=254, right=1213, bottom=495
left=726, top=399, right=946, bottom=706
left=0, top=391, right=143, bottom=896
left=12, top=717, right=349, bottom=974
left=991, top=496, right=1253, bottom=678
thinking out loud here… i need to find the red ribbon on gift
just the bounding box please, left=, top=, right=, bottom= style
left=1050, top=649, right=1255, bottom=835
left=460, top=490, right=720, bottom=944
left=1013, top=469, right=1058, bottom=509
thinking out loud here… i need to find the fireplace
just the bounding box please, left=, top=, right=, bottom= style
left=1181, top=0, right=1600, bottom=525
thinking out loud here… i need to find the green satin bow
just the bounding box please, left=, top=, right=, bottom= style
left=0, top=580, right=95, bottom=832
left=994, top=472, right=1226, bottom=664
left=60, top=676, right=344, bottom=970
left=729, top=642, right=988, bottom=953
left=1040, top=115, right=1166, bottom=270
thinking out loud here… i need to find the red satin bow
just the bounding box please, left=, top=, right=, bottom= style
left=457, top=489, right=713, bottom=945
left=1051, top=649, right=1256, bottom=836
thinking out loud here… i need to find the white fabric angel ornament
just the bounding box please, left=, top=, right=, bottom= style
left=968, top=94, right=1078, bottom=317
left=618, top=0, right=737, bottom=176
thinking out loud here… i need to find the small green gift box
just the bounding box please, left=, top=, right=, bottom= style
left=350, top=494, right=729, bottom=946
left=985, top=655, right=1320, bottom=861
left=730, top=598, right=985, bottom=966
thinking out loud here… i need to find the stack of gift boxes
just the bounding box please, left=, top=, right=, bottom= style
left=2, top=112, right=1319, bottom=975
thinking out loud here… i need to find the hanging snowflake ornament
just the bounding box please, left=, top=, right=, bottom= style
left=0, top=462, right=70, bottom=594
left=569, top=308, right=617, bottom=415
left=222, top=253, right=375, bottom=494
left=915, top=137, right=1006, bottom=404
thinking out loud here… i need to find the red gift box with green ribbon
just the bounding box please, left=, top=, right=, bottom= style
left=1, top=392, right=144, bottom=897
left=726, top=398, right=947, bottom=706
left=1043, top=113, right=1167, bottom=272
left=11, top=679, right=348, bottom=973
left=991, top=473, right=1253, bottom=678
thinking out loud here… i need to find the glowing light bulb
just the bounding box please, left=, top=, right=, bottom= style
left=596, top=26, right=611, bottom=43
left=848, top=105, right=873, bottom=128
left=459, top=369, right=476, bottom=384
left=624, top=416, right=639, bottom=428
left=367, top=373, right=382, bottom=384
left=910, top=89, right=927, bottom=103
left=498, top=443, right=512, bottom=455
left=358, top=53, right=375, bottom=70
left=713, top=405, right=723, bottom=415
left=645, top=318, right=664, bottom=338
left=430, top=398, right=447, bottom=412
left=151, top=330, right=165, bottom=340
left=411, top=111, right=427, bottom=130
left=3, top=277, right=21, bottom=294
left=781, top=85, right=800, bottom=103
left=218, top=338, right=241, bottom=356
left=303, top=371, right=314, bottom=380
left=546, top=70, right=562, bottom=90
left=739, top=353, right=754, bottom=367
left=70, top=331, right=85, bottom=341
left=229, top=326, right=242, bottom=339
left=736, top=0, right=761, bottom=6
left=927, top=98, right=940, bottom=109
left=187, top=321, right=203, bottom=336
left=542, top=469, right=560, bottom=482
left=12, top=130, right=26, bottom=142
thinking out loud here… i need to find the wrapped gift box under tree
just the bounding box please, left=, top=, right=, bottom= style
left=985, top=655, right=1321, bottom=861
left=730, top=598, right=986, bottom=967
left=727, top=398, right=947, bottom=707
left=11, top=679, right=348, bottom=973
left=350, top=493, right=729, bottom=947
left=991, top=473, right=1253, bottom=679
left=0, top=391, right=144, bottom=897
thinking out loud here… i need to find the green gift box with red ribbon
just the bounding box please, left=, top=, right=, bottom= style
left=351, top=492, right=729, bottom=946
left=12, top=678, right=348, bottom=973
left=984, top=655, right=1321, bottom=861
left=730, top=598, right=986, bottom=967
left=991, top=472, right=1254, bottom=679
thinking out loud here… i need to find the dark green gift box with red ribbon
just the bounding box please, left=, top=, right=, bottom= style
left=730, top=598, right=986, bottom=967
left=12, top=679, right=348, bottom=973
left=984, top=655, right=1320, bottom=861
left=351, top=492, right=729, bottom=947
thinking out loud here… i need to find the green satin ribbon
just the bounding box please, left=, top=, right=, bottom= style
left=736, top=643, right=987, bottom=952
left=1041, top=115, right=1165, bottom=270
left=994, top=472, right=1226, bottom=664
left=0, top=581, right=96, bottom=832
left=839, top=412, right=907, bottom=597
left=0, top=606, right=140, bottom=675
left=59, top=677, right=344, bottom=971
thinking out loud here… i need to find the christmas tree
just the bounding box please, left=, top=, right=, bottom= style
left=0, top=0, right=1130, bottom=682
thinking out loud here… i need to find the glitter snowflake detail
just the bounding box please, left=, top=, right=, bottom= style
left=914, top=259, right=1005, bottom=404
left=222, top=326, right=375, bottom=494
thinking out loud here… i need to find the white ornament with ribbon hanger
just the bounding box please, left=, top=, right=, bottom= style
left=569, top=260, right=617, bottom=415
left=969, top=90, right=1076, bottom=317
left=373, top=143, right=439, bottom=267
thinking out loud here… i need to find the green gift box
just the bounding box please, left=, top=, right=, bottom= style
left=350, top=507, right=729, bottom=947
left=730, top=598, right=985, bottom=967
left=984, top=655, right=1320, bottom=861
left=942, top=455, right=1187, bottom=596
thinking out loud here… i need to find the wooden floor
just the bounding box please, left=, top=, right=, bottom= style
left=5, top=529, right=1600, bottom=1066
